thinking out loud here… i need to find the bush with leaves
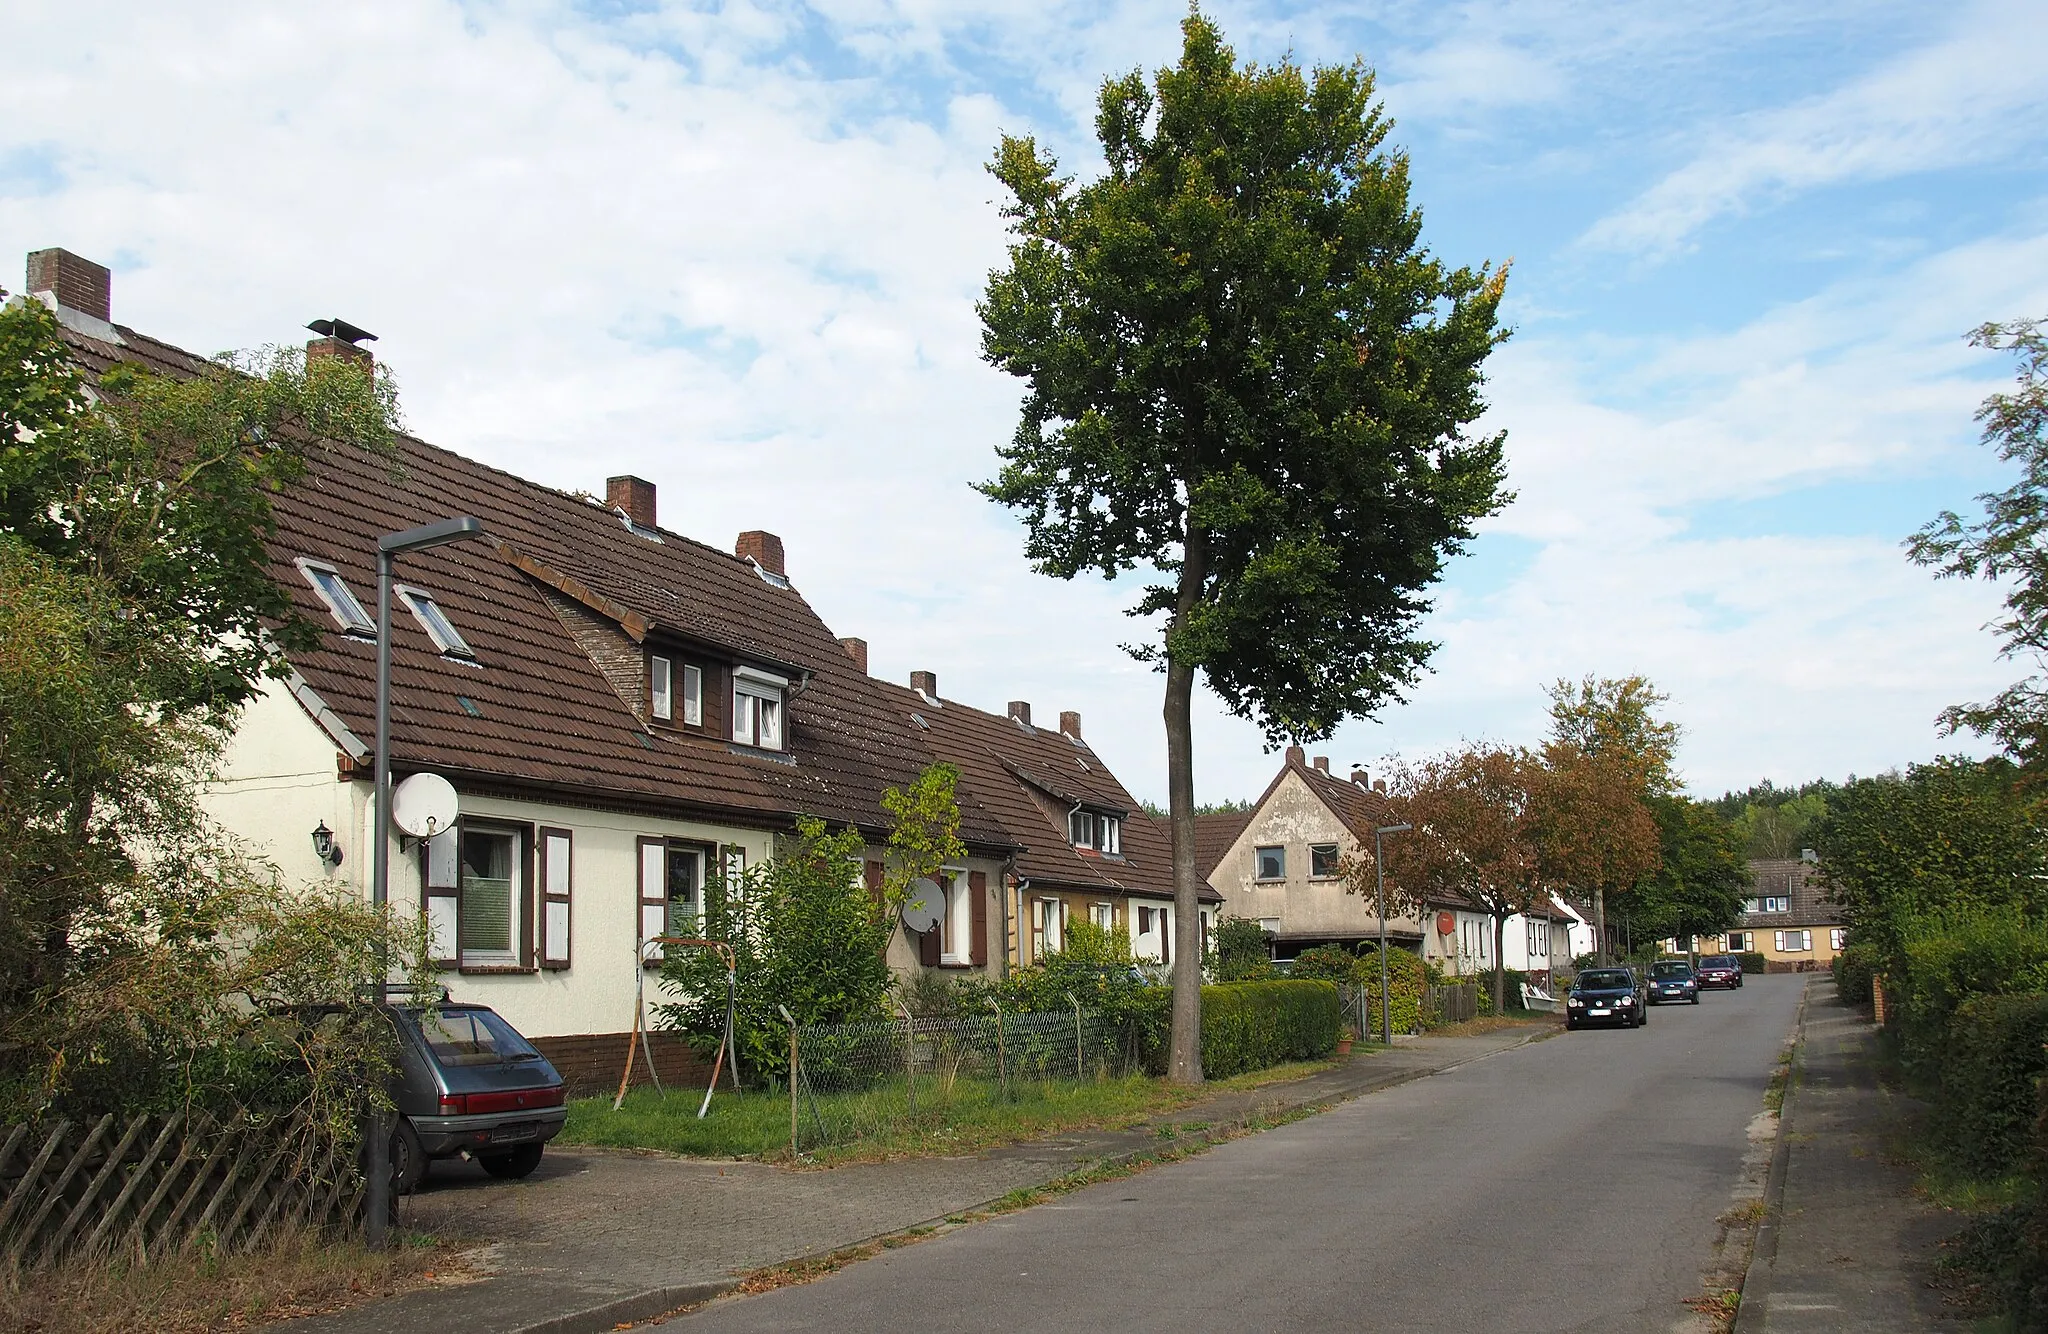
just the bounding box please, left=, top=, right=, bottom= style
left=1212, top=915, right=1275, bottom=982
left=1200, top=981, right=1341, bottom=1077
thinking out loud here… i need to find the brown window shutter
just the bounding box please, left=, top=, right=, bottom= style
left=540, top=828, right=572, bottom=970
left=969, top=871, right=988, bottom=966
left=918, top=918, right=941, bottom=967
left=864, top=858, right=885, bottom=909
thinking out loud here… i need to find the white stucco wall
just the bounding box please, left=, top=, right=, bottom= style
left=1209, top=772, right=1423, bottom=944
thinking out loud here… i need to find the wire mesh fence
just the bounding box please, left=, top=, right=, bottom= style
left=783, top=1007, right=1140, bottom=1152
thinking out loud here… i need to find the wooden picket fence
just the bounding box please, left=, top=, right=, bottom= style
left=0, top=1107, right=365, bottom=1270
left=1425, top=982, right=1479, bottom=1027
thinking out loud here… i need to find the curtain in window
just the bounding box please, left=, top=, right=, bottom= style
left=459, top=831, right=514, bottom=954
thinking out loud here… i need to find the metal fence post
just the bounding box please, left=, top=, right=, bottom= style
left=1068, top=992, right=1082, bottom=1080
left=988, top=996, right=1008, bottom=1099
left=897, top=998, right=916, bottom=1118
left=779, top=1004, right=798, bottom=1157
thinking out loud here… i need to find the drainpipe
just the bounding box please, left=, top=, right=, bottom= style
left=999, top=854, right=1019, bottom=979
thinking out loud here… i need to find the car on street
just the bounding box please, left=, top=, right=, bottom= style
left=1566, top=967, right=1647, bottom=1029
left=1647, top=960, right=1700, bottom=1005
left=1695, top=955, right=1743, bottom=990
left=389, top=1003, right=569, bottom=1192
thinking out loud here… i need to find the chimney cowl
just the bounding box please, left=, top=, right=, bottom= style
left=839, top=637, right=868, bottom=675
left=736, top=530, right=785, bottom=577
left=1059, top=710, right=1082, bottom=741
left=1008, top=701, right=1031, bottom=725
left=608, top=476, right=657, bottom=530
left=911, top=670, right=938, bottom=699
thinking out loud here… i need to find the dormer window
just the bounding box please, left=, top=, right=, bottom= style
left=1069, top=810, right=1121, bottom=855
left=297, top=558, right=375, bottom=636
left=733, top=667, right=787, bottom=751
left=649, top=655, right=702, bottom=726
left=396, top=586, right=473, bottom=658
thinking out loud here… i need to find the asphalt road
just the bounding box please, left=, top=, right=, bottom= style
left=675, top=974, right=1806, bottom=1334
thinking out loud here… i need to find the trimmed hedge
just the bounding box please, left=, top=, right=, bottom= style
left=1199, top=981, right=1341, bottom=1078
left=1938, top=992, right=2048, bottom=1179
left=1736, top=952, right=1767, bottom=975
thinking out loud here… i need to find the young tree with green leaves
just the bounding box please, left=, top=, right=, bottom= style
left=1908, top=318, right=2048, bottom=772
left=1634, top=797, right=1751, bottom=953
left=977, top=12, right=1510, bottom=1083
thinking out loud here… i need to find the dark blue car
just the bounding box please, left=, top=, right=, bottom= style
left=1566, top=967, right=1648, bottom=1030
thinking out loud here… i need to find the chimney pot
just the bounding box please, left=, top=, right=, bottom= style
left=25, top=248, right=111, bottom=323
left=911, top=670, right=938, bottom=698
left=1312, top=755, right=1329, bottom=774
left=839, top=638, right=868, bottom=675
left=736, top=529, right=785, bottom=577
left=1285, top=745, right=1305, bottom=766
left=1007, top=700, right=1031, bottom=725
left=608, top=476, right=657, bottom=529
left=1059, top=710, right=1082, bottom=740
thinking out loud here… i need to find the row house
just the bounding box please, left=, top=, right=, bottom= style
left=1682, top=854, right=1845, bottom=971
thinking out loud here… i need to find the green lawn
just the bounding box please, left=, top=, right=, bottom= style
left=560, top=1059, right=1340, bottom=1163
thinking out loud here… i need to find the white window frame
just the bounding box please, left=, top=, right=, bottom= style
left=651, top=655, right=673, bottom=722
left=733, top=667, right=788, bottom=750
left=1774, top=929, right=1812, bottom=953
left=394, top=584, right=474, bottom=658
left=1310, top=844, right=1340, bottom=879
left=458, top=825, right=523, bottom=967
left=1092, top=902, right=1114, bottom=930
left=1255, top=846, right=1286, bottom=881
left=1727, top=931, right=1749, bottom=952
left=1069, top=810, right=1093, bottom=847
left=940, top=869, right=972, bottom=966
left=1743, top=898, right=1760, bottom=914
left=296, top=558, right=376, bottom=635
left=1035, top=897, right=1065, bottom=958
left=1101, top=816, right=1120, bottom=856
left=1764, top=896, right=1789, bottom=913
left=681, top=664, right=703, bottom=726
left=1830, top=928, right=1847, bottom=951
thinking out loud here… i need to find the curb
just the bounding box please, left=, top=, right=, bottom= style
left=1730, top=978, right=1811, bottom=1334
left=514, top=1279, right=740, bottom=1334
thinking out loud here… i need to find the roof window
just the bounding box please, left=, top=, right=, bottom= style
left=296, top=559, right=375, bottom=636
left=396, top=586, right=475, bottom=659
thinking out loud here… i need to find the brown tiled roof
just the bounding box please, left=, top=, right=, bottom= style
left=1192, top=810, right=1252, bottom=879
left=57, top=321, right=1012, bottom=847
left=874, top=685, right=1215, bottom=902
left=1742, top=858, right=1841, bottom=930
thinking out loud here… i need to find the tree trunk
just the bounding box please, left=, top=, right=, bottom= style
left=1593, top=886, right=1607, bottom=964
left=1492, top=913, right=1507, bottom=1014
left=1165, top=538, right=1207, bottom=1086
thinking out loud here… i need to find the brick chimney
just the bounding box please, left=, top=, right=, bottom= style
left=1060, top=710, right=1082, bottom=740
left=1312, top=755, right=1329, bottom=774
left=608, top=476, right=656, bottom=529
left=839, top=638, right=868, bottom=674
left=1285, top=744, right=1305, bottom=766
left=911, top=670, right=938, bottom=698
left=306, top=336, right=372, bottom=371
left=736, top=530, right=785, bottom=577
left=1007, top=701, right=1032, bottom=725
left=25, top=248, right=110, bottom=323
left=1351, top=768, right=1370, bottom=788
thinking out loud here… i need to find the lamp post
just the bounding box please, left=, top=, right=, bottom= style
left=1373, top=822, right=1411, bottom=1045
left=367, top=516, right=486, bottom=1245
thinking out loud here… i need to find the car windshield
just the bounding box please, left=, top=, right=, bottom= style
left=1652, top=963, right=1691, bottom=978
left=411, top=1007, right=542, bottom=1068
left=1578, top=970, right=1633, bottom=990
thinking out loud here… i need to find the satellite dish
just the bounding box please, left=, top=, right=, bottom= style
left=392, top=773, right=460, bottom=839
left=901, top=877, right=942, bottom=934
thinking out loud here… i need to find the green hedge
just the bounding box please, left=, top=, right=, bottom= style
left=1736, top=952, right=1767, bottom=975
left=1198, top=981, right=1341, bottom=1078
left=1288, top=945, right=1424, bottom=1036
left=1890, top=913, right=2048, bottom=1082
left=1938, top=993, right=2048, bottom=1179
left=1832, top=943, right=1878, bottom=1006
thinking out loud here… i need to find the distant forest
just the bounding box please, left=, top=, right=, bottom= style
left=1710, top=779, right=1843, bottom=860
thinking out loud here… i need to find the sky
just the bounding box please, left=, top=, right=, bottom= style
left=4, top=0, right=2046, bottom=805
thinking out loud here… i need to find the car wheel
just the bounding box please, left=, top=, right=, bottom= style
left=1566, top=1019, right=1578, bottom=1031
left=391, top=1119, right=427, bottom=1195
left=480, top=1144, right=544, bottom=1180
left=1692, top=994, right=1701, bottom=1005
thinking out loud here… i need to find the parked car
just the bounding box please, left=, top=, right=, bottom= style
left=388, top=1003, right=568, bottom=1192
left=1566, top=967, right=1647, bottom=1029
left=1647, top=960, right=1700, bottom=1005
left=1695, top=956, right=1744, bottom=990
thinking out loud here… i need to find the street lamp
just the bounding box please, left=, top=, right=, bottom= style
left=367, top=516, right=486, bottom=1245
left=1373, top=822, right=1411, bottom=1045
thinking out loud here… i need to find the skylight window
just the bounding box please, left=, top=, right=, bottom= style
left=396, top=586, right=474, bottom=659
left=297, top=559, right=375, bottom=636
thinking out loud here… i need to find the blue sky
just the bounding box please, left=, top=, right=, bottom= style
left=4, top=0, right=2045, bottom=803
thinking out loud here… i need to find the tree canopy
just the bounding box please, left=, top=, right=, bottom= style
left=977, top=10, right=1510, bottom=1082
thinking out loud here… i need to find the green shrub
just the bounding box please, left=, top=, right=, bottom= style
left=1213, top=915, right=1276, bottom=982
left=1355, top=947, right=1426, bottom=1037
left=1938, top=993, right=2048, bottom=1179
left=1833, top=943, right=1878, bottom=1006
left=1198, top=981, right=1341, bottom=1078
left=1288, top=945, right=1356, bottom=983
left=1890, top=910, right=2048, bottom=1081
left=1736, top=952, right=1767, bottom=975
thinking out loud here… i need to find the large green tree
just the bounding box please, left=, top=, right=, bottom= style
left=1634, top=797, right=1751, bottom=952
left=1908, top=318, right=2048, bottom=771
left=977, top=12, right=1509, bottom=1082
left=1542, top=674, right=1678, bottom=956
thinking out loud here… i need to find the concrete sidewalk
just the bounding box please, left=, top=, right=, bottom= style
left=283, top=1023, right=1553, bottom=1334
left=1737, top=979, right=1951, bottom=1332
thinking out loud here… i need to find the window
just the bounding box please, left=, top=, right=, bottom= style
left=940, top=871, right=974, bottom=966
left=1310, top=844, right=1340, bottom=879
left=1069, top=810, right=1092, bottom=846
left=1032, top=897, right=1065, bottom=961
left=1775, top=929, right=1812, bottom=953
left=458, top=826, right=522, bottom=966
left=651, top=655, right=673, bottom=721
left=732, top=668, right=787, bottom=750
left=1068, top=810, right=1122, bottom=855
left=1830, top=928, right=1847, bottom=951
left=1763, top=896, right=1789, bottom=913
left=1092, top=902, right=1115, bottom=930
left=1727, top=931, right=1749, bottom=952
left=1527, top=920, right=1549, bottom=959
left=681, top=664, right=702, bottom=726
left=638, top=839, right=707, bottom=959
left=297, top=559, right=375, bottom=635
left=1255, top=846, right=1286, bottom=881
left=395, top=586, right=473, bottom=657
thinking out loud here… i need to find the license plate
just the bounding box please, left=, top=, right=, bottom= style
left=1589, top=1008, right=1610, bottom=1016
left=490, top=1121, right=538, bottom=1143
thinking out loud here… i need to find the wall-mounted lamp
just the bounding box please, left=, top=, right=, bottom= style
left=311, top=820, right=344, bottom=868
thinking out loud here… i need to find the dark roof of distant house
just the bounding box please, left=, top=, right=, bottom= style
left=1741, top=858, right=1841, bottom=929
left=53, top=319, right=1013, bottom=847
left=1192, top=810, right=1253, bottom=880
left=874, top=684, right=1214, bottom=902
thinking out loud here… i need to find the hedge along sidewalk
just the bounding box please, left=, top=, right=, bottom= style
left=284, top=1025, right=1550, bottom=1334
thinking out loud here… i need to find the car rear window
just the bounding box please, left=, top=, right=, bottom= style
left=1702, top=957, right=1735, bottom=969
left=1578, top=970, right=1633, bottom=990
left=1652, top=963, right=1690, bottom=978
left=413, top=1008, right=542, bottom=1068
